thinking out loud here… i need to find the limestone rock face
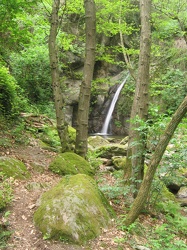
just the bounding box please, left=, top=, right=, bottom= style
left=49, top=152, right=95, bottom=176
left=34, top=174, right=115, bottom=244
left=0, top=156, right=30, bottom=179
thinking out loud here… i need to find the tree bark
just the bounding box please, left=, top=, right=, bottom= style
left=126, top=0, right=151, bottom=192
left=125, top=94, right=187, bottom=226
left=75, top=0, right=96, bottom=157
left=48, top=0, right=69, bottom=152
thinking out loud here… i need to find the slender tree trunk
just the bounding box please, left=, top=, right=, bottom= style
left=126, top=0, right=151, bottom=192
left=125, top=95, right=187, bottom=226
left=75, top=0, right=96, bottom=157
left=48, top=0, right=69, bottom=152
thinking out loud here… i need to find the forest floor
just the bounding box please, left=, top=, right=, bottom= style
left=1, top=135, right=186, bottom=250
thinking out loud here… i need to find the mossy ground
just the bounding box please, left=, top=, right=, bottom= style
left=0, top=157, right=30, bottom=179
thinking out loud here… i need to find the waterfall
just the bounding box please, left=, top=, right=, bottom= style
left=100, top=74, right=129, bottom=135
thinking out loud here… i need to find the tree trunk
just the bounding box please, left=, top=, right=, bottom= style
left=126, top=0, right=151, bottom=192
left=125, top=95, right=187, bottom=226
left=48, top=0, right=69, bottom=152
left=75, top=0, right=96, bottom=158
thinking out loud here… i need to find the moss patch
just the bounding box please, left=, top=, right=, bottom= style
left=0, top=157, right=30, bottom=179
left=49, top=152, right=95, bottom=176
left=112, top=156, right=127, bottom=170
left=34, top=174, right=115, bottom=244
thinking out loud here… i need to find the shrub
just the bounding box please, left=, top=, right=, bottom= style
left=0, top=66, right=17, bottom=116
left=0, top=65, right=30, bottom=118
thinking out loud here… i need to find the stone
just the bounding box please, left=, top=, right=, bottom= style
left=120, top=136, right=129, bottom=145
left=0, top=156, right=30, bottom=179
left=177, top=186, right=187, bottom=198
left=94, top=143, right=128, bottom=158
left=49, top=152, right=95, bottom=176
left=135, top=246, right=151, bottom=250
left=34, top=174, right=115, bottom=244
left=88, top=135, right=109, bottom=149
left=112, top=156, right=126, bottom=170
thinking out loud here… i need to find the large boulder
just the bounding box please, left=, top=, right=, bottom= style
left=49, top=152, right=95, bottom=176
left=34, top=174, right=115, bottom=244
left=0, top=157, right=30, bottom=179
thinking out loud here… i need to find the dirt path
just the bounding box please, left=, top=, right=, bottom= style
left=1, top=142, right=133, bottom=250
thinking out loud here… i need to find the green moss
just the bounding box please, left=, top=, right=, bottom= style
left=49, top=152, right=95, bottom=176
left=68, top=126, right=76, bottom=144
left=112, top=157, right=127, bottom=170
left=88, top=136, right=109, bottom=149
left=0, top=157, right=30, bottom=179
left=95, top=144, right=128, bottom=158
left=0, top=173, right=13, bottom=210
left=34, top=174, right=114, bottom=244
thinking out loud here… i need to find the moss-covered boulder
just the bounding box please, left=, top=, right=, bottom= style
left=94, top=144, right=128, bottom=158
left=112, top=156, right=127, bottom=170
left=49, top=152, right=95, bottom=176
left=0, top=157, right=30, bottom=179
left=34, top=174, right=115, bottom=244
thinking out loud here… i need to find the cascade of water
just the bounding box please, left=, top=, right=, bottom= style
left=100, top=74, right=129, bottom=135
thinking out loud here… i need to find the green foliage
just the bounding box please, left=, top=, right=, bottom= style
left=10, top=45, right=52, bottom=104
left=0, top=173, right=13, bottom=211
left=151, top=69, right=187, bottom=113
left=0, top=65, right=29, bottom=118
left=146, top=202, right=187, bottom=250
left=0, top=66, right=17, bottom=116
left=0, top=211, right=12, bottom=249
left=38, top=125, right=61, bottom=150
left=0, top=0, right=38, bottom=59
left=98, top=170, right=133, bottom=204
left=86, top=150, right=102, bottom=170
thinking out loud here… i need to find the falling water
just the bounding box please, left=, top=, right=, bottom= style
left=100, top=74, right=129, bottom=135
